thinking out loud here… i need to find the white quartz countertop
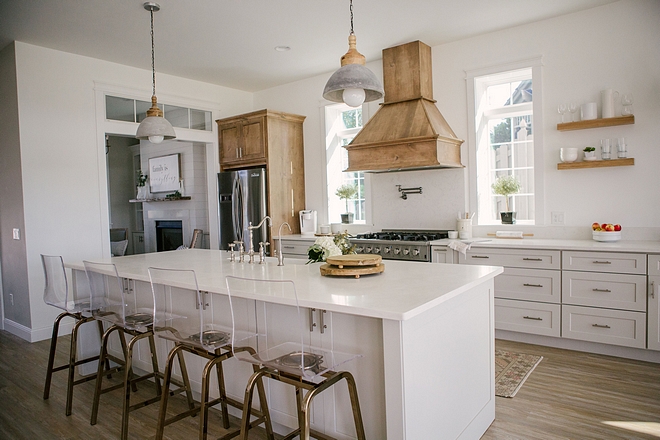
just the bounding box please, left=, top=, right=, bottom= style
left=431, top=238, right=660, bottom=253
left=68, top=249, right=502, bottom=321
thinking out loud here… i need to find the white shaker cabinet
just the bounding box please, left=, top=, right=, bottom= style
left=648, top=255, right=660, bottom=351
left=459, top=247, right=562, bottom=337
left=431, top=245, right=455, bottom=264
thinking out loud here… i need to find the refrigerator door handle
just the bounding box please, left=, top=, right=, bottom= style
left=232, top=177, right=244, bottom=242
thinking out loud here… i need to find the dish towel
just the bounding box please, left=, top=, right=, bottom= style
left=448, top=239, right=473, bottom=257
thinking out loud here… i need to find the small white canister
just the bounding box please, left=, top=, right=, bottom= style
left=581, top=102, right=598, bottom=120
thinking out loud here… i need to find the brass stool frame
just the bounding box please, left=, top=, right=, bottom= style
left=156, top=342, right=273, bottom=440
left=90, top=323, right=164, bottom=440
left=43, top=310, right=106, bottom=416
left=241, top=368, right=366, bottom=440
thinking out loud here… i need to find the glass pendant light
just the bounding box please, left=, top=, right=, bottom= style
left=323, top=0, right=384, bottom=108
left=136, top=2, right=175, bottom=144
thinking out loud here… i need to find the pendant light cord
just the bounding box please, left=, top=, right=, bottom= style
left=150, top=8, right=156, bottom=96
left=349, top=0, right=354, bottom=35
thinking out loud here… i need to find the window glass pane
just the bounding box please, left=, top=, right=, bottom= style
left=136, top=100, right=163, bottom=123
left=163, top=105, right=189, bottom=128
left=486, top=83, right=510, bottom=108
left=341, top=109, right=362, bottom=129
left=190, top=109, right=212, bottom=131
left=106, top=96, right=135, bottom=122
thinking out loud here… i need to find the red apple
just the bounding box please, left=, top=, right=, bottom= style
left=592, top=222, right=600, bottom=231
left=601, top=223, right=608, bottom=230
left=614, top=224, right=622, bottom=231
left=605, top=224, right=615, bottom=232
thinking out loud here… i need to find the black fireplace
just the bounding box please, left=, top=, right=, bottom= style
left=155, top=220, right=183, bottom=252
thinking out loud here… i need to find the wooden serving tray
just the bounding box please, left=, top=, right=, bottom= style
left=326, top=254, right=382, bottom=268
left=320, top=263, right=385, bottom=279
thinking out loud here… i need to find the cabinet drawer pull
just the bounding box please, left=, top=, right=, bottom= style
left=523, top=316, right=543, bottom=321
left=523, top=283, right=543, bottom=288
left=592, top=323, right=611, bottom=329
left=652, top=281, right=656, bottom=299
left=522, top=258, right=543, bottom=261
left=592, top=288, right=612, bottom=293
left=309, top=308, right=317, bottom=332
left=592, top=260, right=612, bottom=264
left=471, top=255, right=489, bottom=259
left=283, top=246, right=295, bottom=249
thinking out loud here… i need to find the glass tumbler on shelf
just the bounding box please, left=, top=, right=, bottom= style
left=621, top=93, right=634, bottom=116
left=617, top=137, right=628, bottom=158
left=601, top=138, right=612, bottom=160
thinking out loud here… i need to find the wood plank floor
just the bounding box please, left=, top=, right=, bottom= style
left=1, top=330, right=659, bottom=439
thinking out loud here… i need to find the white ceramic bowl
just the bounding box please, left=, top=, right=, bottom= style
left=560, top=147, right=579, bottom=163
left=593, top=230, right=621, bottom=242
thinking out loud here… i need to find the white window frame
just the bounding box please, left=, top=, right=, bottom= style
left=466, top=57, right=545, bottom=226
left=321, top=102, right=375, bottom=225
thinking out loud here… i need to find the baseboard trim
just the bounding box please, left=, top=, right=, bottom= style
left=2, top=318, right=74, bottom=343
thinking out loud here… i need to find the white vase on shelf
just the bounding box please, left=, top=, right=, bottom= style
left=137, top=185, right=148, bottom=199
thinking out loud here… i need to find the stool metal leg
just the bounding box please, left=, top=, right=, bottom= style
left=215, top=360, right=230, bottom=429
left=91, top=324, right=122, bottom=426
left=65, top=315, right=93, bottom=415
left=43, top=311, right=69, bottom=400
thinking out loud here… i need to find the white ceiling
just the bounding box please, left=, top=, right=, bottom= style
left=0, top=0, right=618, bottom=92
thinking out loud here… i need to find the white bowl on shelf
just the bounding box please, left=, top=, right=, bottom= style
left=560, top=147, right=579, bottom=163
left=592, top=230, right=621, bottom=242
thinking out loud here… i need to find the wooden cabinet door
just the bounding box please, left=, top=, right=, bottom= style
left=241, top=116, right=266, bottom=161
left=219, top=123, right=241, bottom=164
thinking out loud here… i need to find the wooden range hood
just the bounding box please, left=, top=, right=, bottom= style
left=344, top=40, right=464, bottom=172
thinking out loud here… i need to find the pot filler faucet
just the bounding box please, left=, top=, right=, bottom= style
left=277, top=222, right=292, bottom=266
left=247, top=216, right=271, bottom=263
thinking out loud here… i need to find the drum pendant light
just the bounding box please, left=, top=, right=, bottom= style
left=136, top=2, right=175, bottom=144
left=323, top=0, right=383, bottom=107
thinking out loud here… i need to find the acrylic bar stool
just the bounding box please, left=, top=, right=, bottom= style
left=84, top=260, right=162, bottom=440
left=148, top=267, right=273, bottom=440
left=225, top=276, right=366, bottom=440
left=41, top=254, right=106, bottom=416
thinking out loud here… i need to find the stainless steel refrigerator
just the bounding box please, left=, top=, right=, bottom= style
left=218, top=167, right=268, bottom=252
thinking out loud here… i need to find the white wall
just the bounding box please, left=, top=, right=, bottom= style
left=254, top=0, right=660, bottom=236
left=10, top=42, right=253, bottom=340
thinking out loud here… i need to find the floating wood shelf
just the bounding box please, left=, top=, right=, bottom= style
left=557, top=158, right=634, bottom=170
left=129, top=196, right=192, bottom=203
left=557, top=115, right=634, bottom=131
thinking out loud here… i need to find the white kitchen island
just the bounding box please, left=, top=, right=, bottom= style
left=68, top=249, right=502, bottom=440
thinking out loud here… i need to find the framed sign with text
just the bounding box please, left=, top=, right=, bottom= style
left=148, top=153, right=180, bottom=193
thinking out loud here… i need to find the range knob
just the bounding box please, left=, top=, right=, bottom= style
left=356, top=246, right=364, bottom=253
left=412, top=249, right=420, bottom=256
left=403, top=249, right=410, bottom=255
left=394, top=247, right=401, bottom=255
left=373, top=247, right=381, bottom=254
left=365, top=246, right=372, bottom=253
left=384, top=247, right=391, bottom=254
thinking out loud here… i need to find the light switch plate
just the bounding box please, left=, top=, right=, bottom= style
left=12, top=228, right=20, bottom=240
left=551, top=212, right=565, bottom=225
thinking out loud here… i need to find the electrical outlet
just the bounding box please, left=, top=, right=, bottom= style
left=12, top=228, right=20, bottom=240
left=551, top=211, right=565, bottom=225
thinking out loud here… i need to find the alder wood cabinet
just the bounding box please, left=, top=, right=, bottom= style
left=216, top=109, right=306, bottom=251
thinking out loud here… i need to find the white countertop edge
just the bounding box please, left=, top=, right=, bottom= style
left=431, top=238, right=660, bottom=253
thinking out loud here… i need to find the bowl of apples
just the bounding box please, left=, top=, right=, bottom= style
left=592, top=222, right=622, bottom=242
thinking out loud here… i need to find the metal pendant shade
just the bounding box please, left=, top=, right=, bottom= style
left=136, top=2, right=175, bottom=143
left=323, top=1, right=383, bottom=106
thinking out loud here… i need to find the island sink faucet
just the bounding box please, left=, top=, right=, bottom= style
left=247, top=215, right=272, bottom=263
left=277, top=222, right=292, bottom=266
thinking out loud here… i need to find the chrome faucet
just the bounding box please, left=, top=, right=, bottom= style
left=277, top=222, right=292, bottom=266
left=247, top=216, right=272, bottom=263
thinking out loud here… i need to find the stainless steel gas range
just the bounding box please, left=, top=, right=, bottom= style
left=350, top=229, right=449, bottom=262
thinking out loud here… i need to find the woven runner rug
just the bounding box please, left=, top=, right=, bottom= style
left=495, top=350, right=543, bottom=398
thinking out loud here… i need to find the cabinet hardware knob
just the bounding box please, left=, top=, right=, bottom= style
left=592, top=323, right=611, bottom=329
left=523, top=316, right=543, bottom=321
left=309, top=308, right=317, bottom=332
left=523, top=283, right=543, bottom=288
left=320, top=309, right=327, bottom=334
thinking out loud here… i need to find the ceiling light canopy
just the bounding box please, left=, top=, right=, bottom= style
left=136, top=2, right=175, bottom=144
left=323, top=0, right=383, bottom=108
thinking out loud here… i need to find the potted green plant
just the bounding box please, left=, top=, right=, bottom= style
left=583, top=146, right=596, bottom=161
left=335, top=184, right=358, bottom=224
left=491, top=175, right=521, bottom=224
left=136, top=171, right=148, bottom=199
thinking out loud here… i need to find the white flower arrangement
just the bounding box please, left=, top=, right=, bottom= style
left=307, top=236, right=342, bottom=263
